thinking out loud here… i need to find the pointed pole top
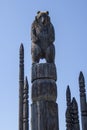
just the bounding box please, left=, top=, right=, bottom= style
left=66, top=85, right=71, bottom=98
left=72, top=97, right=78, bottom=109
left=79, top=71, right=85, bottom=91
left=20, top=43, right=24, bottom=53
left=71, top=97, right=80, bottom=129
left=66, top=85, right=71, bottom=106
left=79, top=71, right=85, bottom=83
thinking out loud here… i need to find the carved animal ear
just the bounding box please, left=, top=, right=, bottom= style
left=46, top=11, right=49, bottom=15
left=35, top=16, right=37, bottom=21
left=35, top=16, right=39, bottom=22
left=37, top=11, right=40, bottom=14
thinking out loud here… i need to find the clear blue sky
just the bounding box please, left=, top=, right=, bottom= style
left=0, top=0, right=87, bottom=130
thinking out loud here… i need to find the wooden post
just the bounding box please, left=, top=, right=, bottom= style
left=31, top=63, right=59, bottom=130
left=79, top=71, right=87, bottom=130
left=23, top=77, right=29, bottom=130
left=66, top=86, right=72, bottom=130
left=19, top=44, right=24, bottom=130
left=71, top=97, right=80, bottom=130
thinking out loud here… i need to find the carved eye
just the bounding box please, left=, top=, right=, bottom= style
left=37, top=11, right=40, bottom=14
left=46, top=11, right=49, bottom=15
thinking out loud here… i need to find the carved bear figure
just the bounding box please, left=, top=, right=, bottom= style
left=31, top=11, right=55, bottom=63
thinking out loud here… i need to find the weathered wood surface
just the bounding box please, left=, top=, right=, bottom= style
left=79, top=72, right=87, bottom=130
left=66, top=86, right=72, bottom=130
left=31, top=63, right=57, bottom=82
left=23, top=77, right=29, bottom=130
left=66, top=107, right=72, bottom=130
left=19, top=44, right=24, bottom=130
left=31, top=11, right=55, bottom=64
left=32, top=79, right=57, bottom=102
left=31, top=62, right=59, bottom=130
left=31, top=101, right=58, bottom=130
left=72, top=98, right=80, bottom=130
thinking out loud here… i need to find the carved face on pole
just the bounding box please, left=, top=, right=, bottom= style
left=31, top=11, right=55, bottom=64
left=36, top=11, right=50, bottom=26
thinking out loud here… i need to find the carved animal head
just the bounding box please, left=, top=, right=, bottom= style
left=35, top=11, right=50, bottom=26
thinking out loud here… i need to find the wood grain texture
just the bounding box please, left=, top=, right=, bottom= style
left=31, top=101, right=58, bottom=130
left=31, top=63, right=59, bottom=130
left=32, top=79, right=57, bottom=102
left=31, top=63, right=57, bottom=82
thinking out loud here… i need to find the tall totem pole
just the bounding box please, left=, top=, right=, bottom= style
left=66, top=86, right=80, bottom=130
left=79, top=71, right=87, bottom=130
left=19, top=44, right=24, bottom=130
left=18, top=11, right=87, bottom=130
left=31, top=11, right=59, bottom=130
left=19, top=44, right=29, bottom=130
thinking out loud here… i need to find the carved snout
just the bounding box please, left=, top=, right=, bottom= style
left=41, top=16, right=45, bottom=24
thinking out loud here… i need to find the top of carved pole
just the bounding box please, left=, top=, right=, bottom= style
left=79, top=71, right=85, bottom=86
left=31, top=11, right=55, bottom=64
left=20, top=43, right=24, bottom=59
left=71, top=97, right=80, bottom=130
left=66, top=85, right=71, bottom=107
left=19, top=43, right=24, bottom=130
left=79, top=71, right=86, bottom=96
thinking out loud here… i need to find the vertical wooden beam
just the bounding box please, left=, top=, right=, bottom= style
left=31, top=63, right=59, bottom=130
left=23, top=77, right=29, bottom=130
left=79, top=71, right=87, bottom=130
left=66, top=86, right=72, bottom=130
left=19, top=43, right=24, bottom=130
left=71, top=97, right=80, bottom=130
left=66, top=85, right=71, bottom=107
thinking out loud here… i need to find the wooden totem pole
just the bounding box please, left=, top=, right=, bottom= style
left=19, top=44, right=24, bottom=130
left=31, top=11, right=59, bottom=130
left=19, top=44, right=29, bottom=130
left=79, top=71, right=87, bottom=130
left=66, top=86, right=80, bottom=130
left=66, top=86, right=72, bottom=130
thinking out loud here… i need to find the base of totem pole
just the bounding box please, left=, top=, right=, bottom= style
left=31, top=63, right=59, bottom=130
left=31, top=101, right=59, bottom=130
